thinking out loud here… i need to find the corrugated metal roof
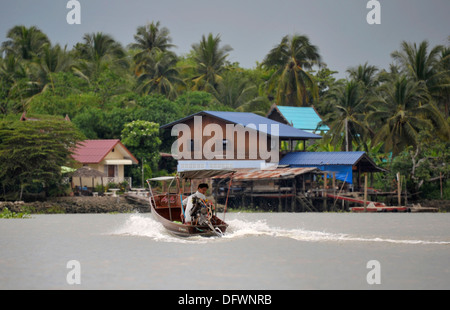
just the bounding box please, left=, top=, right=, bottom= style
left=214, top=167, right=318, bottom=180
left=279, top=152, right=366, bottom=166
left=161, top=111, right=322, bottom=140
left=276, top=106, right=329, bottom=132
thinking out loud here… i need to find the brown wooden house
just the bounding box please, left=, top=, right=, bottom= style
left=160, top=111, right=322, bottom=171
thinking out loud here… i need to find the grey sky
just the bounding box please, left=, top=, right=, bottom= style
left=1, top=0, right=449, bottom=78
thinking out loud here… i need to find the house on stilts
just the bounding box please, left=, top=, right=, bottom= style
left=160, top=110, right=386, bottom=212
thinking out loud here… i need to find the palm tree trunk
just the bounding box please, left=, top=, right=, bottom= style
left=345, top=118, right=349, bottom=152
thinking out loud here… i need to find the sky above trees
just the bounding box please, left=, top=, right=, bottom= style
left=1, top=0, right=449, bottom=78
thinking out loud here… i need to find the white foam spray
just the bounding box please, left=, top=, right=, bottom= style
left=111, top=214, right=450, bottom=245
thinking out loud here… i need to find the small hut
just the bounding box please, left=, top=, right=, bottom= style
left=71, top=167, right=106, bottom=195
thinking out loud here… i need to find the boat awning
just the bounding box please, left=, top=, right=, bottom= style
left=179, top=169, right=236, bottom=179
left=104, top=159, right=134, bottom=165
left=214, top=167, right=319, bottom=181
left=149, top=176, right=176, bottom=181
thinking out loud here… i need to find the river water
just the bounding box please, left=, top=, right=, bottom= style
left=1, top=212, right=449, bottom=290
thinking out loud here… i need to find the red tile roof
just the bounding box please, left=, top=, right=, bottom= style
left=72, top=139, right=138, bottom=164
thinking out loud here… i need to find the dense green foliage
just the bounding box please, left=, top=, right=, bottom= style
left=0, top=23, right=449, bottom=199
left=0, top=115, right=85, bottom=200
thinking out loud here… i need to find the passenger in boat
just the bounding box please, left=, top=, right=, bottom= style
left=182, top=183, right=208, bottom=224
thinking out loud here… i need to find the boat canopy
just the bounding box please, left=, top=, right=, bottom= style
left=178, top=169, right=235, bottom=179
left=148, top=176, right=176, bottom=181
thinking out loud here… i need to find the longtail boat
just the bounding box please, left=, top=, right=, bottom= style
left=146, top=169, right=234, bottom=237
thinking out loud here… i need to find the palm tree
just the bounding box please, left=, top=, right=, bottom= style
left=30, top=44, right=73, bottom=92
left=262, top=34, right=322, bottom=106
left=135, top=50, right=183, bottom=99
left=129, top=21, right=175, bottom=65
left=1, top=25, right=50, bottom=60
left=213, top=70, right=256, bottom=108
left=367, top=75, right=449, bottom=155
left=433, top=43, right=450, bottom=117
left=191, top=33, right=232, bottom=92
left=347, top=62, right=379, bottom=90
left=322, top=80, right=369, bottom=151
left=73, top=32, right=128, bottom=81
left=391, top=41, right=443, bottom=85
left=391, top=40, right=449, bottom=115
left=0, top=54, right=32, bottom=113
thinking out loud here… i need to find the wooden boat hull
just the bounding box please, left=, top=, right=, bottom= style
left=150, top=194, right=228, bottom=237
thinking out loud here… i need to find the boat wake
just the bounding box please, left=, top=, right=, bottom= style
left=111, top=214, right=450, bottom=245
left=225, top=219, right=450, bottom=245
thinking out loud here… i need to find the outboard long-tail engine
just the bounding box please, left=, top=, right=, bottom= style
left=189, top=196, right=222, bottom=237
left=190, top=196, right=210, bottom=226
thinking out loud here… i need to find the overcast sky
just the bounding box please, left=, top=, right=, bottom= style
left=1, top=0, right=449, bottom=78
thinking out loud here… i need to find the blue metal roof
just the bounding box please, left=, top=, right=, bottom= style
left=161, top=111, right=322, bottom=140
left=276, top=106, right=330, bottom=132
left=279, top=151, right=366, bottom=166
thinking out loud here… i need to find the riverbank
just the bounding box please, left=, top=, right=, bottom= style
left=0, top=196, right=150, bottom=214
left=0, top=197, right=448, bottom=214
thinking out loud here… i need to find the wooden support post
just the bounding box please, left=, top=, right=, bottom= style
left=332, top=172, right=336, bottom=195
left=278, top=182, right=282, bottom=212
left=292, top=178, right=297, bottom=212
left=364, top=173, right=368, bottom=212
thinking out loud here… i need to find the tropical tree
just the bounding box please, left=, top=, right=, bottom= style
left=367, top=75, right=449, bottom=155
left=129, top=21, right=175, bottom=66
left=0, top=54, right=31, bottom=113
left=191, top=33, right=232, bottom=92
left=73, top=32, right=128, bottom=81
left=434, top=43, right=450, bottom=117
left=0, top=116, right=85, bottom=200
left=391, top=40, right=443, bottom=86
left=262, top=34, right=322, bottom=106
left=213, top=70, right=256, bottom=108
left=1, top=25, right=50, bottom=60
left=391, top=40, right=450, bottom=116
left=121, top=120, right=161, bottom=185
left=347, top=62, right=379, bottom=91
left=135, top=50, right=183, bottom=99
left=322, top=80, right=369, bottom=151
left=30, top=44, right=73, bottom=92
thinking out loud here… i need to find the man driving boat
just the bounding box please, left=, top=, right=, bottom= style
left=182, top=183, right=209, bottom=224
